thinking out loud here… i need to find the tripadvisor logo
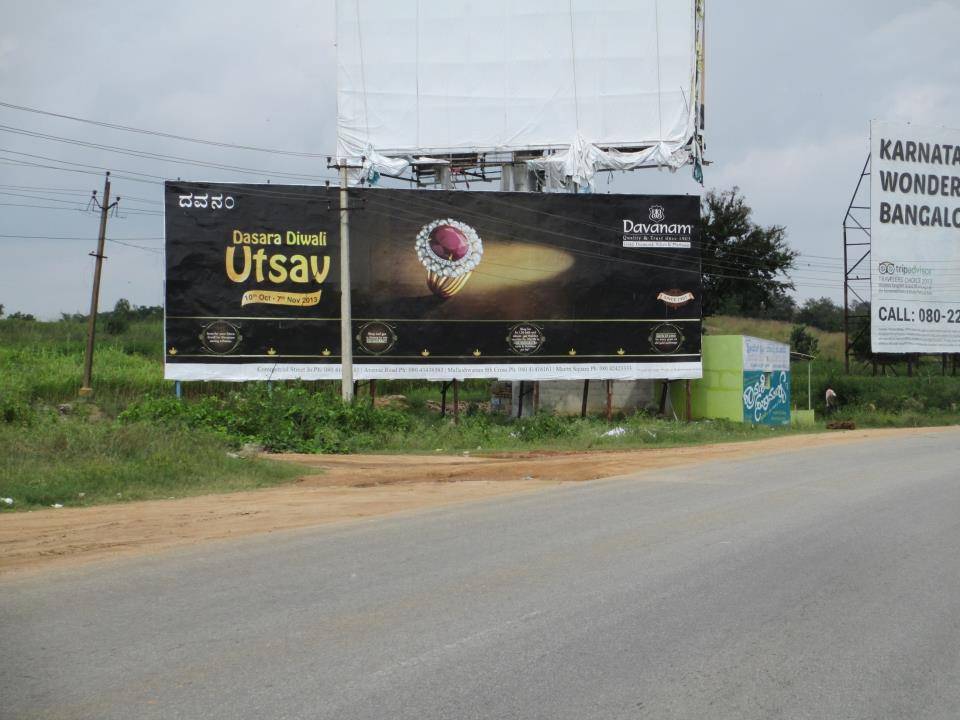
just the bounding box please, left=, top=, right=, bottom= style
left=878, top=260, right=932, bottom=276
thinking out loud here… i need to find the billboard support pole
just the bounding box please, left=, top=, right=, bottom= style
left=605, top=380, right=613, bottom=421
left=339, top=161, right=354, bottom=402
left=453, top=379, right=460, bottom=424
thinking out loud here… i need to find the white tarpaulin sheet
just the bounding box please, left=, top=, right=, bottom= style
left=870, top=120, right=960, bottom=353
left=336, top=0, right=705, bottom=187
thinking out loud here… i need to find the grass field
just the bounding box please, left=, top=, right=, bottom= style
left=2, top=314, right=959, bottom=511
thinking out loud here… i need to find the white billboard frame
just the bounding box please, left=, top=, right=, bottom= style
left=336, top=0, right=706, bottom=188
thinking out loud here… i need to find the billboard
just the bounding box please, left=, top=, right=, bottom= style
left=871, top=120, right=960, bottom=353
left=165, top=183, right=701, bottom=381
left=336, top=0, right=705, bottom=178
left=741, top=337, right=790, bottom=426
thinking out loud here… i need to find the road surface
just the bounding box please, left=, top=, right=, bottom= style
left=3, top=428, right=960, bottom=719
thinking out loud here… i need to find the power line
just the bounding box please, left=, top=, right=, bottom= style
left=0, top=233, right=164, bottom=240
left=0, top=99, right=329, bottom=158
left=0, top=123, right=339, bottom=183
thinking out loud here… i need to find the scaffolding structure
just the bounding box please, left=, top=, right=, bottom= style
left=842, top=155, right=871, bottom=373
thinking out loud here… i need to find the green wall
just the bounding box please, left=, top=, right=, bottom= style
left=670, top=335, right=744, bottom=420
left=695, top=336, right=745, bottom=421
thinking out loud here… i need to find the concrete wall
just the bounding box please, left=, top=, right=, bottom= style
left=530, top=380, right=658, bottom=417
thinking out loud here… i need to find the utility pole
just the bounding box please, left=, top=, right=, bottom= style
left=339, top=161, right=354, bottom=402
left=79, top=172, right=119, bottom=398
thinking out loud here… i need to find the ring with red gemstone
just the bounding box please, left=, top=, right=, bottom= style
left=415, top=218, right=483, bottom=298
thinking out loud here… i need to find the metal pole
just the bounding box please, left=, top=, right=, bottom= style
left=842, top=226, right=850, bottom=374
left=339, top=162, right=354, bottom=402
left=605, top=380, right=613, bottom=421
left=438, top=165, right=453, bottom=190
left=807, top=362, right=812, bottom=411
left=684, top=379, right=692, bottom=422
left=580, top=379, right=589, bottom=418
left=80, top=172, right=111, bottom=397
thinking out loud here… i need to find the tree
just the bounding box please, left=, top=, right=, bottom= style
left=105, top=298, right=132, bottom=335
left=797, top=297, right=843, bottom=332
left=699, top=188, right=798, bottom=317
left=131, top=304, right=163, bottom=320
left=790, top=324, right=819, bottom=357
left=0, top=303, right=4, bottom=318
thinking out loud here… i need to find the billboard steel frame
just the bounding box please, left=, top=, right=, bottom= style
left=842, top=154, right=871, bottom=373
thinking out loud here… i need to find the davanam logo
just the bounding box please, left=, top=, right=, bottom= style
left=621, top=206, right=693, bottom=249
left=178, top=192, right=235, bottom=210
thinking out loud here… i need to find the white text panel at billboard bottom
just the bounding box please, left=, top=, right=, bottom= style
left=870, top=120, right=960, bottom=353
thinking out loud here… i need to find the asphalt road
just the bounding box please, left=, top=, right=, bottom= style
left=3, top=429, right=960, bottom=720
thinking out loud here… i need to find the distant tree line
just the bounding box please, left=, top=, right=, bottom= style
left=1, top=299, right=163, bottom=332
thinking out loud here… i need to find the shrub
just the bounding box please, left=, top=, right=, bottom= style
left=790, top=324, right=819, bottom=358
left=512, top=412, right=577, bottom=442
left=120, top=384, right=413, bottom=453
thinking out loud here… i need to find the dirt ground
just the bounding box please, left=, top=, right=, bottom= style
left=0, top=427, right=949, bottom=577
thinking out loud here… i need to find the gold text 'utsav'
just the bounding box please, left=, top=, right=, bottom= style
left=225, top=246, right=330, bottom=284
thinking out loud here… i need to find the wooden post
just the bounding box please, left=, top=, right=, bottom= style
left=453, top=379, right=460, bottom=425
left=658, top=380, right=670, bottom=416
left=605, top=380, right=613, bottom=421
left=580, top=379, right=589, bottom=418
left=684, top=379, right=692, bottom=422
left=369, top=379, right=377, bottom=408
left=440, top=382, right=448, bottom=418
left=517, top=380, right=524, bottom=418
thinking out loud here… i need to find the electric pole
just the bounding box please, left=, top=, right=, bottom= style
left=339, top=161, right=354, bottom=402
left=79, top=172, right=119, bottom=398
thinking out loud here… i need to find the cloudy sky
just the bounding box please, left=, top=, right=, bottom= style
left=1, top=0, right=958, bottom=318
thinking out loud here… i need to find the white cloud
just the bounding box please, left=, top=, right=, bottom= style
left=886, top=82, right=956, bottom=126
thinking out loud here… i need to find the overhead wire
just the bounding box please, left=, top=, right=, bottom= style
left=358, top=190, right=844, bottom=287
left=0, top=124, right=338, bottom=183
left=0, top=99, right=330, bottom=157
left=0, top=100, right=853, bottom=290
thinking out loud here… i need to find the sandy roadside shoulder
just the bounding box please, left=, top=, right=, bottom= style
left=1, top=427, right=953, bottom=577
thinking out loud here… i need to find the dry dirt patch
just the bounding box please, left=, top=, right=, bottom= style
left=0, top=427, right=948, bottom=577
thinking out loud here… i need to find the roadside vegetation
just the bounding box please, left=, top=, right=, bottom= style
left=2, top=308, right=959, bottom=511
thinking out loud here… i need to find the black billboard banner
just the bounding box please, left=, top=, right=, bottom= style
left=165, top=183, right=701, bottom=381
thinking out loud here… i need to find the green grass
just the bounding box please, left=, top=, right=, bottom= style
left=0, top=414, right=300, bottom=511
left=3, top=314, right=960, bottom=512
